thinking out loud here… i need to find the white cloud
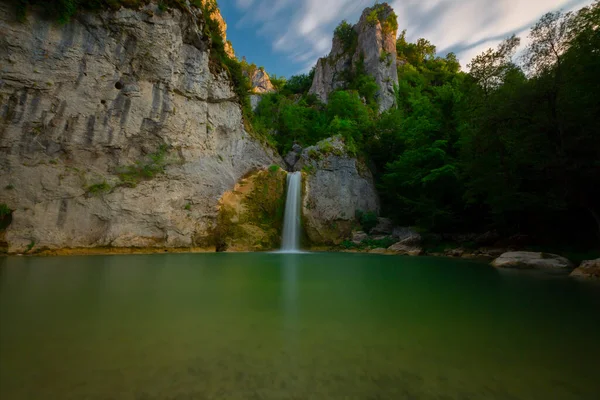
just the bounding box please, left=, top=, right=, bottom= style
left=234, top=0, right=593, bottom=75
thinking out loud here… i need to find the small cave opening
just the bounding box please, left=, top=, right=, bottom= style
left=114, top=81, right=123, bottom=90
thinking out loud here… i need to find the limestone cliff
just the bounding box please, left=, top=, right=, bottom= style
left=291, top=137, right=380, bottom=245
left=309, top=3, right=398, bottom=112
left=0, top=1, right=281, bottom=253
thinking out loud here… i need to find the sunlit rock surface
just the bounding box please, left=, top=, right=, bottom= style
left=0, top=2, right=281, bottom=253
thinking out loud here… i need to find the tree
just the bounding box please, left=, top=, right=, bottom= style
left=467, top=35, right=521, bottom=95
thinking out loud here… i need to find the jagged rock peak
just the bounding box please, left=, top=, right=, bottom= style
left=309, top=2, right=399, bottom=112
left=249, top=68, right=275, bottom=94
left=240, top=60, right=276, bottom=94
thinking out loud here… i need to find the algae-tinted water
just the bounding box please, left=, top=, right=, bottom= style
left=0, top=253, right=599, bottom=399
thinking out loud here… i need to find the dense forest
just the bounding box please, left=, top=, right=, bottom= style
left=250, top=2, right=600, bottom=250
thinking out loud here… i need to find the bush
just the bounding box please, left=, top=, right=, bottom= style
left=86, top=182, right=111, bottom=196
left=0, top=204, right=11, bottom=218
left=356, top=209, right=378, bottom=233
left=116, top=145, right=169, bottom=186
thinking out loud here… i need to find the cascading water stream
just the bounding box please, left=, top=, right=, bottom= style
left=280, top=172, right=302, bottom=252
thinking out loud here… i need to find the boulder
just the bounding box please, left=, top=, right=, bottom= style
left=388, top=242, right=423, bottom=256
left=570, top=259, right=600, bottom=280
left=491, top=252, right=574, bottom=272
left=392, top=227, right=422, bottom=246
left=284, top=144, right=303, bottom=169
left=445, top=248, right=465, bottom=258
left=371, top=218, right=393, bottom=235
left=352, top=231, right=368, bottom=245
left=250, top=94, right=262, bottom=112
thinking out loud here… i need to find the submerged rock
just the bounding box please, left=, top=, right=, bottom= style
left=0, top=2, right=281, bottom=253
left=491, top=252, right=574, bottom=272
left=309, top=3, right=399, bottom=112
left=570, top=259, right=600, bottom=280
left=293, top=136, right=379, bottom=245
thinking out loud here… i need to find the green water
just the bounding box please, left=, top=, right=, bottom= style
left=0, top=253, right=599, bottom=399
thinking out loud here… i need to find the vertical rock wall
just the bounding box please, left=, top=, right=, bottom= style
left=0, top=1, right=281, bottom=253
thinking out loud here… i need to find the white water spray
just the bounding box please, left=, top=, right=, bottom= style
left=281, top=172, right=302, bottom=252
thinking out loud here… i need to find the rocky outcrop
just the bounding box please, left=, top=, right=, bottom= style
left=570, top=259, right=600, bottom=280
left=387, top=227, right=422, bottom=256
left=0, top=2, right=281, bottom=253
left=387, top=242, right=423, bottom=256
left=214, top=167, right=287, bottom=252
left=291, top=136, right=379, bottom=245
left=309, top=3, right=398, bottom=112
left=491, top=252, right=574, bottom=273
left=248, top=69, right=275, bottom=94
left=201, top=0, right=235, bottom=58
left=284, top=144, right=303, bottom=169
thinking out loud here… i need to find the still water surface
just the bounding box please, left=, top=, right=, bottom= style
left=1, top=253, right=599, bottom=399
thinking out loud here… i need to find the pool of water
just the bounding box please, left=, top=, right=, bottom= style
left=1, top=253, right=599, bottom=399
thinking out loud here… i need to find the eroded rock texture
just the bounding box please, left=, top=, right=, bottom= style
left=0, top=2, right=281, bottom=252
left=292, top=137, right=379, bottom=245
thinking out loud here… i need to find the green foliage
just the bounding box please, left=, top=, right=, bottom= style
left=26, top=240, right=35, bottom=253
left=86, top=182, right=111, bottom=196
left=302, top=164, right=316, bottom=175
left=366, top=4, right=398, bottom=34
left=334, top=20, right=357, bottom=53
left=269, top=74, right=287, bottom=91
left=355, top=210, right=378, bottom=233
left=116, top=145, right=169, bottom=186
left=184, top=203, right=192, bottom=211
left=279, top=70, right=315, bottom=96
left=268, top=164, right=280, bottom=173
left=0, top=204, right=11, bottom=218
left=5, top=184, right=15, bottom=190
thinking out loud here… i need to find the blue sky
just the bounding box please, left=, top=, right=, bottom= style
left=219, top=0, right=592, bottom=78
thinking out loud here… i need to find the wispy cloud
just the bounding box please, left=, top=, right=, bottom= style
left=233, top=0, right=592, bottom=75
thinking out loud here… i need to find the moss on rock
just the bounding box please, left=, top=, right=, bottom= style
left=215, top=166, right=287, bottom=251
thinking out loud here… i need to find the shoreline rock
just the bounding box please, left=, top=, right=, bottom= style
left=491, top=252, right=574, bottom=273
left=570, top=259, right=600, bottom=280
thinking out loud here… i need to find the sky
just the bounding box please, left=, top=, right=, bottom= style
left=219, top=0, right=593, bottom=78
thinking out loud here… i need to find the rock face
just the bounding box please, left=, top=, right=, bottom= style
left=248, top=69, right=275, bottom=94
left=309, top=3, right=398, bottom=112
left=215, top=167, right=287, bottom=252
left=291, top=136, right=379, bottom=245
left=570, top=259, right=600, bottom=280
left=0, top=2, right=281, bottom=253
left=491, top=252, right=574, bottom=272
left=201, top=0, right=235, bottom=58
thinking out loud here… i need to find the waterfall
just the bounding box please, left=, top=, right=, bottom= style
left=281, top=172, right=302, bottom=252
